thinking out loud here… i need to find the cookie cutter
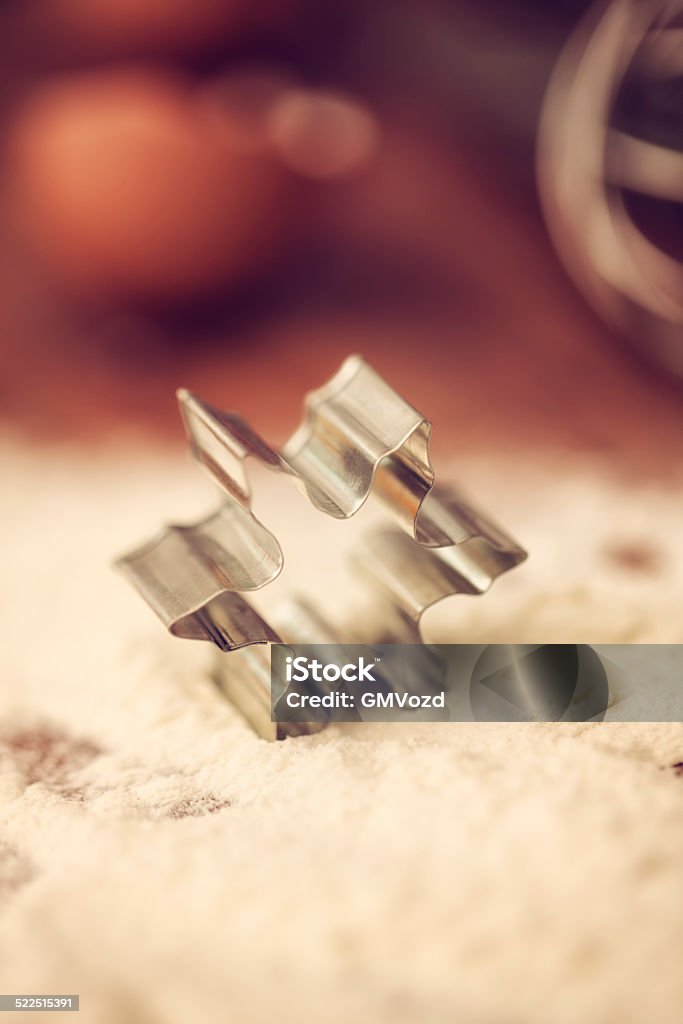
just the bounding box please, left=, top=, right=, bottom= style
left=116, top=355, right=527, bottom=739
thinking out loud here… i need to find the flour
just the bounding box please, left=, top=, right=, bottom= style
left=1, top=440, right=682, bottom=1024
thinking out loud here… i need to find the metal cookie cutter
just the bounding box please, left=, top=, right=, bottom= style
left=116, top=356, right=527, bottom=739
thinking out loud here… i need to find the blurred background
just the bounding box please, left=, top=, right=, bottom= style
left=0, top=0, right=682, bottom=470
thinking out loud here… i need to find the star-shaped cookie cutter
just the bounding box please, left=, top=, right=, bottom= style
left=117, top=355, right=527, bottom=738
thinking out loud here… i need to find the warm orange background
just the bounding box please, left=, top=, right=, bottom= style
left=0, top=0, right=681, bottom=475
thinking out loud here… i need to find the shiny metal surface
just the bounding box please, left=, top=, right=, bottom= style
left=539, top=0, right=683, bottom=378
left=116, top=355, right=527, bottom=738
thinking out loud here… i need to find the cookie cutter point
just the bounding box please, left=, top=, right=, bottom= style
left=283, top=354, right=435, bottom=531
left=115, top=503, right=285, bottom=638
left=117, top=356, right=527, bottom=736
left=176, top=387, right=287, bottom=506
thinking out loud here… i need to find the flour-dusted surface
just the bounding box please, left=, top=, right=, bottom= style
left=1, top=440, right=682, bottom=1024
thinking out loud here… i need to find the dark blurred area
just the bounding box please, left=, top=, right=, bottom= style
left=1, top=0, right=682, bottom=471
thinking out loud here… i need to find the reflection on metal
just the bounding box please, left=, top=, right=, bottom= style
left=539, top=0, right=683, bottom=378
left=117, top=356, right=526, bottom=739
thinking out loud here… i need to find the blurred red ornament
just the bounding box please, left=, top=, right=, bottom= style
left=7, top=68, right=294, bottom=303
